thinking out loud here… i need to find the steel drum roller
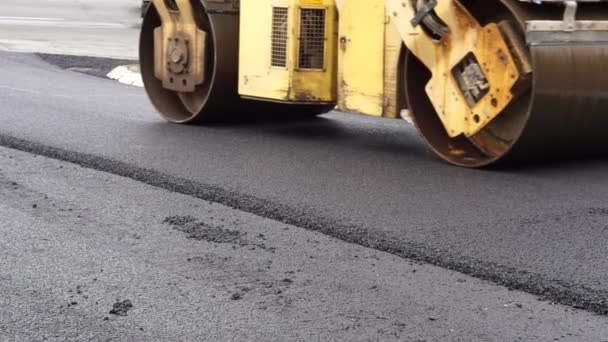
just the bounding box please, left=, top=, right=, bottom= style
left=405, top=0, right=608, bottom=167
left=140, top=0, right=334, bottom=124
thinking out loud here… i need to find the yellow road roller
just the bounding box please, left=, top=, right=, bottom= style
left=140, top=0, right=608, bottom=167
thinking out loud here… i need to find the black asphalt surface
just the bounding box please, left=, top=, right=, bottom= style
left=4, top=146, right=607, bottom=342
left=1, top=51, right=607, bottom=314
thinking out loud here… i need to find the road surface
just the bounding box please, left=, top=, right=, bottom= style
left=0, top=1, right=607, bottom=341
left=2, top=144, right=607, bottom=341
left=0, top=0, right=139, bottom=59
left=1, top=50, right=608, bottom=311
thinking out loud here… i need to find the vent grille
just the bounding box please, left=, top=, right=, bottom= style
left=271, top=7, right=289, bottom=68
left=298, top=8, right=326, bottom=69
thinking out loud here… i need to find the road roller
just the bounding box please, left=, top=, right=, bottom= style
left=140, top=0, right=608, bottom=167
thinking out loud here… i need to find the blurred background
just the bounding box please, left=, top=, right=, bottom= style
left=0, top=0, right=141, bottom=59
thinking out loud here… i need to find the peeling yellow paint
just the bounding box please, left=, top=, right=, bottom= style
left=238, top=0, right=338, bottom=104
left=337, top=0, right=385, bottom=116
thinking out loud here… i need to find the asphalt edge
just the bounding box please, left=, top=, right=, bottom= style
left=0, top=133, right=605, bottom=316
left=36, top=53, right=141, bottom=87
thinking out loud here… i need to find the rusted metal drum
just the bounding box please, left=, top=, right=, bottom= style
left=140, top=0, right=334, bottom=124
left=405, top=0, right=608, bottom=167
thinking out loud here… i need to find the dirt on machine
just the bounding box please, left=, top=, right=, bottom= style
left=140, top=0, right=608, bottom=168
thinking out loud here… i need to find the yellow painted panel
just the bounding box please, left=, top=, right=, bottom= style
left=382, top=18, right=404, bottom=118
left=239, top=0, right=292, bottom=100
left=337, top=0, right=385, bottom=116
left=239, top=0, right=337, bottom=103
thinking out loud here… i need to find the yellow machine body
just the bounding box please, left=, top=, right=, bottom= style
left=238, top=0, right=521, bottom=128
left=336, top=0, right=403, bottom=118
left=385, top=0, right=521, bottom=137
left=142, top=0, right=608, bottom=167
left=151, top=0, right=207, bottom=93
left=238, top=0, right=404, bottom=118
left=238, top=0, right=338, bottom=103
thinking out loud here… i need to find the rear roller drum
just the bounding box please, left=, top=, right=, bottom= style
left=140, top=0, right=333, bottom=124
left=404, top=0, right=608, bottom=167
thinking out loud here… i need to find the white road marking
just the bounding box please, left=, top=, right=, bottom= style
left=0, top=85, right=74, bottom=99
left=0, top=16, right=66, bottom=21
left=0, top=16, right=133, bottom=29
left=53, top=94, right=76, bottom=99
left=0, top=85, right=40, bottom=96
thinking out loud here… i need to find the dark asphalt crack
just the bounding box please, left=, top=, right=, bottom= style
left=0, top=134, right=606, bottom=315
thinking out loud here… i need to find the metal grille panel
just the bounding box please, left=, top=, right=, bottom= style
left=271, top=7, right=289, bottom=68
left=298, top=8, right=326, bottom=69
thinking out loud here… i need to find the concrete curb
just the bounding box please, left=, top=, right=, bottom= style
left=107, top=64, right=143, bottom=87
left=400, top=109, right=413, bottom=125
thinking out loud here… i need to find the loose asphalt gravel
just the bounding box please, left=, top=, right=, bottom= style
left=0, top=51, right=607, bottom=321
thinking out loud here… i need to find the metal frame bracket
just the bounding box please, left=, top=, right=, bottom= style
left=522, top=0, right=608, bottom=45
left=410, top=0, right=438, bottom=27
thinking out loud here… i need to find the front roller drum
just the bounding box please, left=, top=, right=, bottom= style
left=405, top=0, right=608, bottom=167
left=140, top=0, right=333, bottom=124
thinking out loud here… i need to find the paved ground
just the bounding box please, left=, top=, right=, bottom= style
left=2, top=144, right=608, bottom=342
left=0, top=1, right=607, bottom=340
left=0, top=0, right=140, bottom=59
left=0, top=50, right=607, bottom=318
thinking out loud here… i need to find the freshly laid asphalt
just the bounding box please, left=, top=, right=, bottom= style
left=3, top=145, right=607, bottom=341
left=0, top=51, right=607, bottom=317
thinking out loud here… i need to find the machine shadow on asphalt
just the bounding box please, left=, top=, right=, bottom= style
left=141, top=115, right=608, bottom=173
left=140, top=115, right=433, bottom=162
